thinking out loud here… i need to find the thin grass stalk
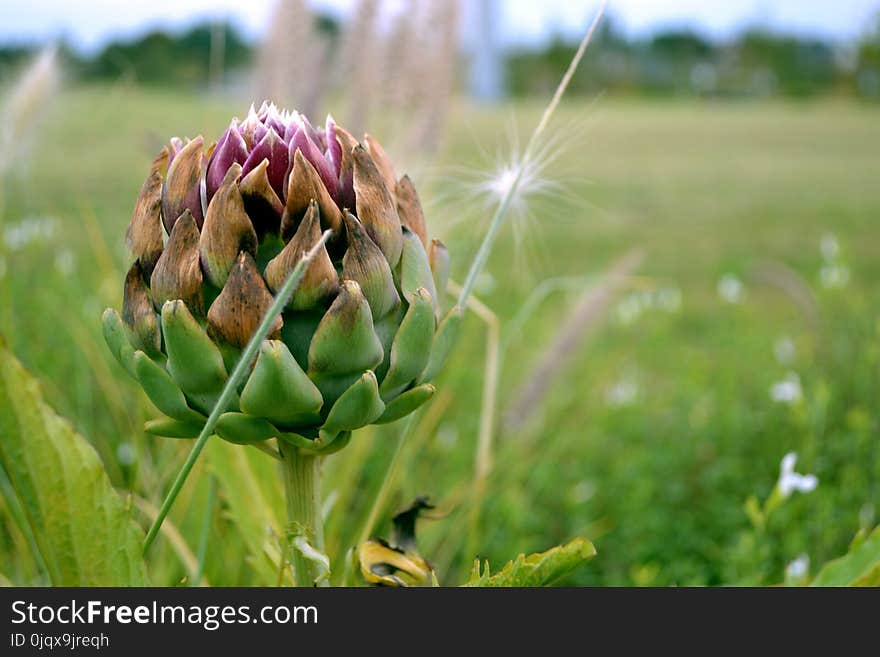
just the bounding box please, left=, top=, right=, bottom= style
left=443, top=281, right=500, bottom=560
left=456, top=1, right=606, bottom=308
left=133, top=495, right=207, bottom=585
left=503, top=247, right=644, bottom=431
left=142, top=231, right=332, bottom=554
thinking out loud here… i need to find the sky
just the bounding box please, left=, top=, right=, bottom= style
left=0, top=0, right=878, bottom=52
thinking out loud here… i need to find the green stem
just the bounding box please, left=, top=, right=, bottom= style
left=279, top=441, right=326, bottom=587
left=456, top=1, right=606, bottom=309
left=142, top=230, right=333, bottom=555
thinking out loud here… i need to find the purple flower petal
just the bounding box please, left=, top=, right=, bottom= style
left=242, top=128, right=289, bottom=201
left=240, top=107, right=268, bottom=150
left=325, top=115, right=343, bottom=179
left=206, top=121, right=248, bottom=201
left=289, top=127, right=338, bottom=201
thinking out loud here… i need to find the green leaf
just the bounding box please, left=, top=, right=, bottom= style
left=133, top=351, right=205, bottom=423
left=462, top=538, right=596, bottom=587
left=319, top=371, right=385, bottom=445
left=0, top=341, right=148, bottom=585
left=375, top=384, right=435, bottom=424
left=379, top=288, right=435, bottom=401
left=811, top=526, right=880, bottom=587
left=418, top=305, right=462, bottom=384
left=161, top=300, right=230, bottom=414
left=240, top=340, right=323, bottom=427
left=143, top=418, right=202, bottom=438
left=101, top=308, right=137, bottom=378
left=215, top=412, right=279, bottom=445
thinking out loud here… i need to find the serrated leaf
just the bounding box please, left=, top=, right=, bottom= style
left=811, top=526, right=880, bottom=587
left=0, top=342, right=148, bottom=585
left=462, top=538, right=596, bottom=587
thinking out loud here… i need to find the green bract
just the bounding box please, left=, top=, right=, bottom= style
left=105, top=103, right=453, bottom=454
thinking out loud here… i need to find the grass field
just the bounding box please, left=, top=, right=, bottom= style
left=2, top=86, right=879, bottom=585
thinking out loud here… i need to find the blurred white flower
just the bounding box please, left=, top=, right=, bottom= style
left=778, top=452, right=818, bottom=498
left=605, top=379, right=638, bottom=408
left=770, top=372, right=802, bottom=404
left=819, top=263, right=850, bottom=289
left=773, top=336, right=796, bottom=365
left=3, top=216, right=58, bottom=251
left=570, top=480, right=596, bottom=505
left=785, top=554, right=810, bottom=579
left=436, top=423, right=458, bottom=450
left=116, top=443, right=136, bottom=467
left=616, top=294, right=645, bottom=325
left=54, top=248, right=75, bottom=276
left=820, top=233, right=839, bottom=261
left=717, top=274, right=744, bottom=304
left=655, top=287, right=683, bottom=313
left=474, top=271, right=496, bottom=295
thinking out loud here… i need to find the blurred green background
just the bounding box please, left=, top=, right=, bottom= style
left=1, top=1, right=879, bottom=586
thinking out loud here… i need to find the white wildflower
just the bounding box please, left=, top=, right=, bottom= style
left=570, top=480, right=596, bottom=505
left=770, top=372, right=802, bottom=405
left=820, top=233, right=839, bottom=261
left=616, top=293, right=644, bottom=325
left=819, top=263, right=850, bottom=289
left=785, top=554, right=810, bottom=579
left=605, top=379, right=638, bottom=408
left=436, top=424, right=458, bottom=450
left=3, top=216, right=58, bottom=251
left=777, top=452, right=818, bottom=498
left=116, top=443, right=136, bottom=467
left=773, top=336, right=796, bottom=365
left=717, top=274, right=744, bottom=304
left=655, top=287, right=683, bottom=313
left=54, top=248, right=75, bottom=276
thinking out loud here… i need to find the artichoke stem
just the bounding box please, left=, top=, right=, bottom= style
left=279, top=442, right=327, bottom=586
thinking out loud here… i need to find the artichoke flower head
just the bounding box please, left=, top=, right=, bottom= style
left=104, top=102, right=457, bottom=452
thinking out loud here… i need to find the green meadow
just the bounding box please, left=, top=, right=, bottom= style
left=2, top=87, right=879, bottom=585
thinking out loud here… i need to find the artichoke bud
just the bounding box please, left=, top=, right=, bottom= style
left=319, top=371, right=385, bottom=445
left=353, top=144, right=403, bottom=268
left=265, top=200, right=338, bottom=310
left=206, top=120, right=247, bottom=199
left=242, top=127, right=289, bottom=202
left=308, top=280, right=384, bottom=407
left=207, top=252, right=282, bottom=349
left=239, top=158, right=285, bottom=238
left=428, top=239, right=450, bottom=308
left=289, top=126, right=339, bottom=202
left=150, top=210, right=204, bottom=315
left=332, top=122, right=358, bottom=211
left=396, top=175, right=429, bottom=250
left=398, top=228, right=438, bottom=312
left=122, top=260, right=161, bottom=358
left=126, top=164, right=164, bottom=276
left=380, top=287, right=435, bottom=401
left=342, top=211, right=400, bottom=320
left=151, top=145, right=170, bottom=178
left=161, top=300, right=232, bottom=414
left=104, top=104, right=455, bottom=452
left=162, top=136, right=205, bottom=232
left=240, top=340, right=323, bottom=428
left=200, top=163, right=258, bottom=288
left=364, top=134, right=397, bottom=203
left=282, top=148, right=343, bottom=240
